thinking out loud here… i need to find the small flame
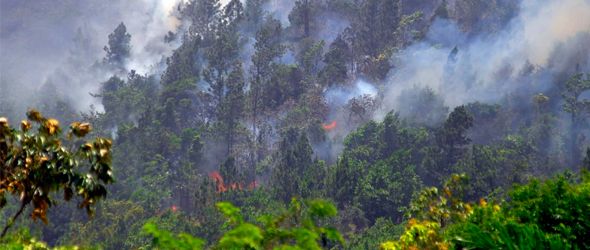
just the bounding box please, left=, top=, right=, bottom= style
left=209, top=171, right=227, bottom=193
left=209, top=171, right=258, bottom=193
left=171, top=205, right=178, bottom=212
left=322, top=121, right=337, bottom=131
left=248, top=180, right=258, bottom=190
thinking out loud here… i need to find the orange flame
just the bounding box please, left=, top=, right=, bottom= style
left=209, top=171, right=227, bottom=193
left=322, top=121, right=337, bottom=131
left=209, top=171, right=257, bottom=193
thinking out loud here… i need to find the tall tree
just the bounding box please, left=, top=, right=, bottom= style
left=218, top=63, right=246, bottom=155
left=436, top=105, right=474, bottom=176
left=243, top=0, right=265, bottom=30
left=355, top=0, right=400, bottom=57
left=182, top=0, right=221, bottom=41
left=349, top=0, right=402, bottom=79
left=320, top=35, right=351, bottom=86
left=249, top=17, right=285, bottom=141
left=289, top=0, right=316, bottom=38
left=204, top=23, right=240, bottom=114
left=161, top=38, right=201, bottom=86
left=562, top=73, right=590, bottom=165
left=103, top=22, right=131, bottom=70
left=272, top=129, right=314, bottom=202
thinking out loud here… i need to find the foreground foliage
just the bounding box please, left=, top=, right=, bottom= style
left=144, top=198, right=344, bottom=249
left=0, top=111, right=113, bottom=237
left=382, top=172, right=590, bottom=250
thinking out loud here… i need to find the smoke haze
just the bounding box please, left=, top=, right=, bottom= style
left=1, top=0, right=589, bottom=158
left=378, top=0, right=590, bottom=119
left=0, top=0, right=185, bottom=114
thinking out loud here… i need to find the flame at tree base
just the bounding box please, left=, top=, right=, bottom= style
left=209, top=171, right=258, bottom=193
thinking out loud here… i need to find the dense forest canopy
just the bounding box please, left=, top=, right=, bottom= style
left=1, top=0, right=590, bottom=249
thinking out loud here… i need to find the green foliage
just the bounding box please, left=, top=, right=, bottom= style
left=320, top=35, right=351, bottom=86
left=7, top=0, right=590, bottom=247
left=562, top=73, right=590, bottom=164
left=103, top=22, right=131, bottom=68
left=143, top=222, right=205, bottom=250
left=0, top=228, right=81, bottom=250
left=59, top=200, right=146, bottom=249
left=507, top=172, right=590, bottom=249
left=348, top=218, right=404, bottom=250
left=332, top=112, right=424, bottom=222
left=448, top=205, right=569, bottom=250
left=144, top=199, right=343, bottom=250
left=271, top=129, right=320, bottom=202
left=355, top=152, right=422, bottom=221
left=383, top=172, right=590, bottom=250
left=98, top=73, right=158, bottom=129
left=288, top=0, right=318, bottom=37
left=454, top=135, right=533, bottom=200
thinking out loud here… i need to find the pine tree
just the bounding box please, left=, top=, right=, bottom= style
left=272, top=129, right=314, bottom=202
left=223, top=0, right=244, bottom=26
left=244, top=0, right=265, bottom=30
left=204, top=23, right=241, bottom=114
left=562, top=73, right=590, bottom=165
left=436, top=105, right=474, bottom=174
left=183, top=0, right=221, bottom=41
left=249, top=17, right=285, bottom=134
left=219, top=63, right=246, bottom=155
left=320, top=35, right=351, bottom=85
left=103, top=22, right=131, bottom=69
left=161, top=38, right=201, bottom=86
left=288, top=0, right=316, bottom=38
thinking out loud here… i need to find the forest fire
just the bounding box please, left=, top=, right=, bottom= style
left=209, top=171, right=257, bottom=193
left=322, top=121, right=337, bottom=131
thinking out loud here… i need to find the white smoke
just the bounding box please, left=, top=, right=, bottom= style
left=378, top=0, right=590, bottom=116
left=126, top=0, right=186, bottom=75
left=325, top=79, right=378, bottom=107
left=264, top=0, right=295, bottom=26
left=0, top=0, right=186, bottom=114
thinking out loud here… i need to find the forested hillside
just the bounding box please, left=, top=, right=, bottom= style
left=1, top=0, right=590, bottom=249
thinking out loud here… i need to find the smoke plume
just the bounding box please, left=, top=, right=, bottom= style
left=0, top=0, right=185, bottom=115
left=377, top=0, right=590, bottom=118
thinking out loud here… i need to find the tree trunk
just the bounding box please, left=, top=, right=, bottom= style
left=1, top=199, right=28, bottom=238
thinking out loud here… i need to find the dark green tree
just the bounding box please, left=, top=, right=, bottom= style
left=320, top=35, right=351, bottom=86
left=562, top=73, right=590, bottom=165
left=432, top=105, right=473, bottom=181
left=271, top=129, right=314, bottom=202
left=182, top=0, right=221, bottom=40
left=355, top=0, right=400, bottom=57
left=249, top=17, right=285, bottom=162
left=161, top=38, right=201, bottom=86
left=218, top=63, right=246, bottom=155
left=288, top=0, right=316, bottom=38
left=103, top=22, right=131, bottom=69
left=203, top=22, right=240, bottom=113
left=243, top=0, right=265, bottom=30
left=219, top=157, right=240, bottom=185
